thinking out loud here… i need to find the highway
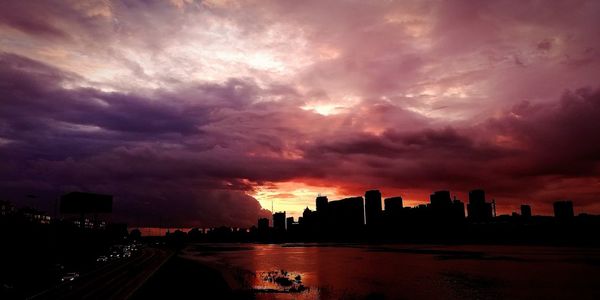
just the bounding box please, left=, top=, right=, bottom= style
left=31, top=247, right=172, bottom=300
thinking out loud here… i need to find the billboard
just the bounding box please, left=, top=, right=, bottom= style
left=60, top=192, right=113, bottom=214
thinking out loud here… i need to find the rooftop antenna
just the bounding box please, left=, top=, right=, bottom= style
left=271, top=199, right=274, bottom=213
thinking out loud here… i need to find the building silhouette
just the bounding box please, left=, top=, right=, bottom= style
left=1, top=200, right=17, bottom=216
left=430, top=190, right=451, bottom=223
left=19, top=207, right=52, bottom=225
left=553, top=201, right=574, bottom=219
left=521, top=204, right=532, bottom=218
left=365, top=190, right=382, bottom=226
left=200, top=189, right=598, bottom=244
left=384, top=196, right=403, bottom=214
left=467, top=189, right=493, bottom=222
left=258, top=217, right=269, bottom=231
left=428, top=191, right=465, bottom=224
left=316, top=195, right=328, bottom=214
left=302, top=207, right=314, bottom=221
left=60, top=192, right=113, bottom=229
left=453, top=197, right=466, bottom=220
left=430, top=190, right=452, bottom=207
left=328, top=197, right=364, bottom=231
left=273, top=211, right=286, bottom=231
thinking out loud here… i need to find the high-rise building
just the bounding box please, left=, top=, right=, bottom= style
left=553, top=201, right=574, bottom=219
left=316, top=195, right=329, bottom=213
left=384, top=196, right=403, bottom=213
left=257, top=218, right=269, bottom=230
left=303, top=207, right=313, bottom=218
left=273, top=211, right=286, bottom=231
left=521, top=205, right=532, bottom=218
left=328, top=197, right=364, bottom=229
left=453, top=198, right=466, bottom=220
left=467, top=189, right=493, bottom=222
left=429, top=191, right=464, bottom=223
left=469, top=189, right=485, bottom=204
left=0, top=200, right=16, bottom=216
left=430, top=190, right=452, bottom=208
left=365, top=190, right=382, bottom=226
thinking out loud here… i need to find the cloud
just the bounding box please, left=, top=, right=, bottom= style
left=1, top=0, right=600, bottom=222
left=0, top=54, right=277, bottom=227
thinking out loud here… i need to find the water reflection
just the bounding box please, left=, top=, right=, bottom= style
left=184, top=244, right=600, bottom=300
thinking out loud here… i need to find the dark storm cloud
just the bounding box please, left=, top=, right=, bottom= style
left=0, top=54, right=278, bottom=227
left=297, top=87, right=600, bottom=212
left=2, top=52, right=600, bottom=223
left=488, top=87, right=600, bottom=178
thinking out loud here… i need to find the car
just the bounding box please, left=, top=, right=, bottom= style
left=60, top=272, right=79, bottom=283
left=96, top=256, right=108, bottom=262
left=123, top=251, right=132, bottom=258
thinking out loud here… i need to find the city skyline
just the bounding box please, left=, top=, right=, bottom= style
left=3, top=188, right=599, bottom=299
left=264, top=188, right=581, bottom=229
left=1, top=1, right=600, bottom=228
left=0, top=187, right=586, bottom=232
left=2, top=2, right=600, bottom=299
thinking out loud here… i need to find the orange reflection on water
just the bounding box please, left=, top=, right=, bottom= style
left=186, top=243, right=600, bottom=300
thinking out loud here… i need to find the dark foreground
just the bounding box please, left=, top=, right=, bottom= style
left=131, top=255, right=252, bottom=300
left=31, top=247, right=171, bottom=300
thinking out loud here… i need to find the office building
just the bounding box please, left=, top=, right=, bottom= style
left=467, top=189, right=493, bottom=221
left=365, top=190, right=382, bottom=226
left=521, top=205, right=532, bottom=218
left=553, top=201, right=574, bottom=219
left=273, top=211, right=286, bottom=231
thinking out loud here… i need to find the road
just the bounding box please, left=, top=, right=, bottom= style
left=31, top=247, right=172, bottom=300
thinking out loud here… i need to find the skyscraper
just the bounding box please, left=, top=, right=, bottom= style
left=286, top=217, right=295, bottom=231
left=467, top=189, right=493, bottom=222
left=430, top=191, right=464, bottom=223
left=258, top=218, right=269, bottom=231
left=430, top=190, right=452, bottom=208
left=384, top=196, right=403, bottom=213
left=453, top=198, right=466, bottom=220
left=521, top=204, right=532, bottom=218
left=365, top=190, right=382, bottom=226
left=468, top=189, right=485, bottom=205
left=328, top=197, right=365, bottom=230
left=316, top=195, right=329, bottom=213
left=553, top=201, right=574, bottom=219
left=273, top=211, right=286, bottom=231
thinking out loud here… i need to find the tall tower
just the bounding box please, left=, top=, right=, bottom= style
left=468, top=189, right=485, bottom=205
left=553, top=200, right=574, bottom=219
left=364, top=190, right=382, bottom=226
left=430, top=190, right=452, bottom=208
left=520, top=204, right=532, bottom=218
left=467, top=189, right=493, bottom=222
left=273, top=211, right=286, bottom=231
left=316, top=195, right=328, bottom=213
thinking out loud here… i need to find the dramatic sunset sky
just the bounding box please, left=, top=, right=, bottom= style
left=1, top=0, right=600, bottom=227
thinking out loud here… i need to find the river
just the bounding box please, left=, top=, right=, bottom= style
left=182, top=243, right=600, bottom=299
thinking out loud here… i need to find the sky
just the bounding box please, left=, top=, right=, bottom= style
left=1, top=0, right=600, bottom=227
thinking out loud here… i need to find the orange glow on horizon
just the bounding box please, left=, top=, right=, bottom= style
left=250, top=181, right=440, bottom=221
